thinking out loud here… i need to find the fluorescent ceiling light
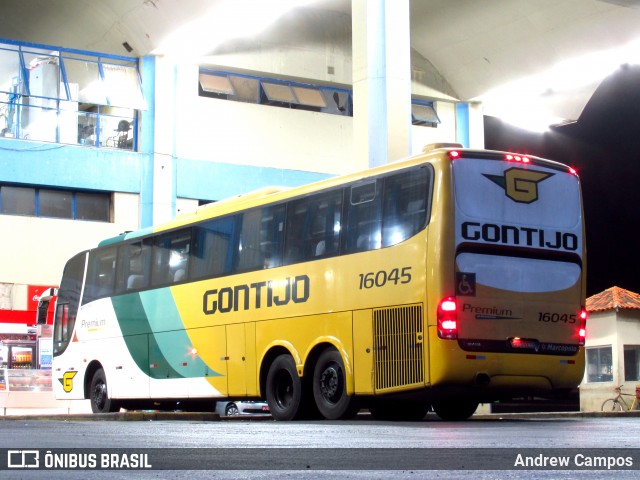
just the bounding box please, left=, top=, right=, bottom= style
left=475, top=37, right=640, bottom=132
left=153, top=0, right=319, bottom=58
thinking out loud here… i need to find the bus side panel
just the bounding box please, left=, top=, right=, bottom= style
left=54, top=297, right=152, bottom=401
left=244, top=322, right=259, bottom=397
left=428, top=326, right=586, bottom=392
left=111, top=290, right=226, bottom=399
left=353, top=309, right=374, bottom=395
left=256, top=311, right=354, bottom=392
left=226, top=323, right=246, bottom=396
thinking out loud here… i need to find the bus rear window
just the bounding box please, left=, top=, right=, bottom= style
left=456, top=252, right=581, bottom=293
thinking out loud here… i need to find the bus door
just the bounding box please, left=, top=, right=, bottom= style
left=452, top=154, right=585, bottom=356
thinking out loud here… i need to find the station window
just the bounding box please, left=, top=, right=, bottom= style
left=586, top=346, right=613, bottom=383
left=624, top=345, right=640, bottom=382
left=198, top=69, right=352, bottom=116
left=0, top=184, right=111, bottom=222
left=0, top=39, right=144, bottom=149
left=198, top=69, right=440, bottom=126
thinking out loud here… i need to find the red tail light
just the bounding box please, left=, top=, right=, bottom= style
left=578, top=308, right=588, bottom=346
left=438, top=296, right=458, bottom=339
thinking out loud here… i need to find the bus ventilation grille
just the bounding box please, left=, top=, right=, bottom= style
left=373, top=304, right=424, bottom=391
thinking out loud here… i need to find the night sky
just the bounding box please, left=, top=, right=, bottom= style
left=484, top=64, right=640, bottom=297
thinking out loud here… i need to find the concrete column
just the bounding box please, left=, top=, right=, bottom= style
left=139, top=56, right=156, bottom=228
left=352, top=0, right=411, bottom=168
left=456, top=102, right=485, bottom=148
left=150, top=56, right=177, bottom=226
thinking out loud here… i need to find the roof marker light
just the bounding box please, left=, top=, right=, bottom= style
left=505, top=153, right=531, bottom=164
left=449, top=150, right=460, bottom=159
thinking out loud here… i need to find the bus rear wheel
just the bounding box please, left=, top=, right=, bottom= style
left=89, top=368, right=120, bottom=413
left=266, top=354, right=303, bottom=421
left=432, top=398, right=478, bottom=421
left=312, top=348, right=359, bottom=420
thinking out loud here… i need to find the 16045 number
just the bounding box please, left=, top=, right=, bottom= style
left=538, top=312, right=577, bottom=324
left=358, top=267, right=412, bottom=290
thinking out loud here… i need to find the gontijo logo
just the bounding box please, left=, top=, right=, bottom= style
left=483, top=167, right=554, bottom=204
left=59, top=371, right=77, bottom=393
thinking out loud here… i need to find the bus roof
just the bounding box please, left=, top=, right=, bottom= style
left=96, top=146, right=575, bottom=247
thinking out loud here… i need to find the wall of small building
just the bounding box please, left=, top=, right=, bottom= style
left=580, top=309, right=640, bottom=411
left=579, top=310, right=617, bottom=411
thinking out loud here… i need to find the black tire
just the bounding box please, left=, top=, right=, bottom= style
left=89, top=368, right=120, bottom=413
left=266, top=354, right=303, bottom=421
left=369, top=399, right=431, bottom=421
left=432, top=398, right=478, bottom=421
left=225, top=403, right=239, bottom=416
left=601, top=398, right=624, bottom=412
left=312, top=348, right=359, bottom=420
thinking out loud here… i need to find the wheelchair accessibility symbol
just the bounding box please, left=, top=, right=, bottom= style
left=456, top=272, right=476, bottom=296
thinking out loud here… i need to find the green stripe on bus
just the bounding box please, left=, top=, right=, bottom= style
left=111, top=293, right=153, bottom=377
left=112, top=290, right=222, bottom=380
left=139, top=289, right=219, bottom=378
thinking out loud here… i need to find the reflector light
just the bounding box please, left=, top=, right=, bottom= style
left=437, top=296, right=458, bottom=340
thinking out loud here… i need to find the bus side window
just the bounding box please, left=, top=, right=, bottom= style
left=381, top=167, right=431, bottom=247
left=83, top=247, right=117, bottom=304
left=237, top=205, right=285, bottom=272
left=54, top=252, right=86, bottom=355
left=151, top=229, right=192, bottom=286
left=345, top=180, right=381, bottom=253
left=117, top=241, right=151, bottom=292
left=285, top=189, right=342, bottom=263
left=192, top=216, right=236, bottom=279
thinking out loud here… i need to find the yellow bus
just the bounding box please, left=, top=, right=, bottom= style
left=38, top=144, right=587, bottom=421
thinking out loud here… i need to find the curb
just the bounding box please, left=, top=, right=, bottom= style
left=2, top=410, right=640, bottom=421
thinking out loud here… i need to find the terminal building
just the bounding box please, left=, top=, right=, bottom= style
left=0, top=3, right=484, bottom=330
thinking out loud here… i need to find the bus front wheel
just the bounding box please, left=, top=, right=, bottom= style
left=312, top=348, right=359, bottom=420
left=89, top=368, right=120, bottom=413
left=266, top=354, right=303, bottom=421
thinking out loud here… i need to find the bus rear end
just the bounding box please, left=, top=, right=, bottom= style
left=429, top=150, right=586, bottom=418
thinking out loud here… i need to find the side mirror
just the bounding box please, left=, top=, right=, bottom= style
left=36, top=287, right=58, bottom=325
